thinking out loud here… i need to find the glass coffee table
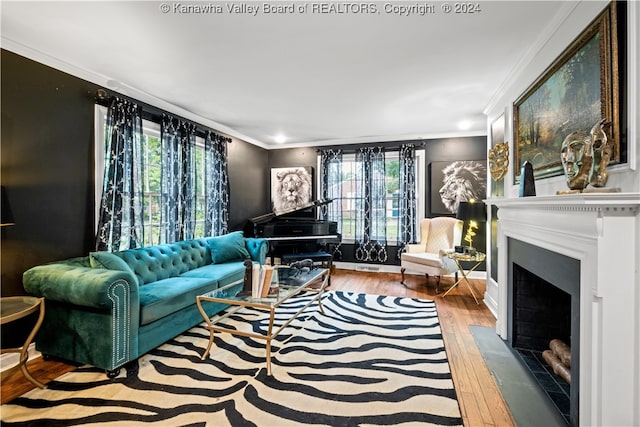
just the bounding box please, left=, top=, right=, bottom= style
left=196, top=267, right=329, bottom=375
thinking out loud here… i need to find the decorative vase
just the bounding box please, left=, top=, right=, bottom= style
left=519, top=161, right=536, bottom=197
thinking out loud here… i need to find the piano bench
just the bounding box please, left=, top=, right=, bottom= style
left=281, top=252, right=333, bottom=285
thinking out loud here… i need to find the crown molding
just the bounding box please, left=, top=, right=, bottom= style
left=1, top=36, right=268, bottom=149
left=484, top=1, right=581, bottom=116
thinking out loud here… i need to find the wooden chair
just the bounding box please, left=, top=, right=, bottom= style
left=400, top=217, right=463, bottom=292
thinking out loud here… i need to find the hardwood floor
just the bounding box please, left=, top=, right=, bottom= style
left=1, top=268, right=515, bottom=426
left=329, top=269, right=515, bottom=427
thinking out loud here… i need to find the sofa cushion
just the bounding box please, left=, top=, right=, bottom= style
left=207, top=231, right=250, bottom=264
left=181, top=261, right=246, bottom=285
left=138, top=277, right=218, bottom=325
left=89, top=252, right=139, bottom=286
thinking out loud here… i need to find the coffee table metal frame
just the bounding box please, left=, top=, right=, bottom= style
left=196, top=268, right=329, bottom=375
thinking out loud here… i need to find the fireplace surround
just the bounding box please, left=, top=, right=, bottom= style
left=490, top=193, right=639, bottom=427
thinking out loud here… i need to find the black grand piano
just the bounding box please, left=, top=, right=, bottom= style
left=244, top=199, right=341, bottom=264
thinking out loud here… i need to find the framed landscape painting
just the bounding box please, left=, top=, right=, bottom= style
left=513, top=2, right=621, bottom=183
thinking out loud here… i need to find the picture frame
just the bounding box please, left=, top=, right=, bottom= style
left=429, top=160, right=487, bottom=216
left=270, top=166, right=314, bottom=215
left=513, top=2, right=621, bottom=183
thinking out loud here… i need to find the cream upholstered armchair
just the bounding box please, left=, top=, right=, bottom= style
left=400, top=217, right=463, bottom=292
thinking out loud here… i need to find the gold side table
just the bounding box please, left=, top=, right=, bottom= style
left=441, top=251, right=486, bottom=305
left=1, top=296, right=46, bottom=388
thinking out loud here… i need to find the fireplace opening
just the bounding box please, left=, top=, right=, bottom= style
left=507, top=238, right=580, bottom=427
left=512, top=264, right=572, bottom=424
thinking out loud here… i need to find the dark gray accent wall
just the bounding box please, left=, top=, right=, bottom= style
left=1, top=50, right=99, bottom=298
left=1, top=50, right=488, bottom=294
left=423, top=136, right=487, bottom=216
left=267, top=147, right=318, bottom=200
left=271, top=138, right=488, bottom=266
left=227, top=139, right=270, bottom=231
left=424, top=136, right=487, bottom=270
left=0, top=49, right=270, bottom=298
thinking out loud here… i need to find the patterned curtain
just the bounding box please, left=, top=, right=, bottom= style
left=95, top=98, right=144, bottom=252
left=161, top=114, right=196, bottom=243
left=319, top=148, right=343, bottom=260
left=354, top=146, right=387, bottom=262
left=204, top=131, right=230, bottom=236
left=396, top=143, right=417, bottom=258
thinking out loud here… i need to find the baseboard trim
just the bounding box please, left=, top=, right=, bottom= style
left=484, top=278, right=499, bottom=319
left=0, top=344, right=41, bottom=375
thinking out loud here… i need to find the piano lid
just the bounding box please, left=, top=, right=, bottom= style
left=249, top=199, right=333, bottom=224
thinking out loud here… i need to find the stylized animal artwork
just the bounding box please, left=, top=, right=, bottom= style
left=271, top=167, right=312, bottom=214
left=438, top=161, right=487, bottom=214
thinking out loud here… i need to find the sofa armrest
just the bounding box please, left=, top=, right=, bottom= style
left=23, top=264, right=139, bottom=309
left=245, top=238, right=269, bottom=264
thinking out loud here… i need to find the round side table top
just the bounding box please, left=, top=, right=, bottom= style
left=0, top=296, right=43, bottom=324
left=446, top=251, right=486, bottom=262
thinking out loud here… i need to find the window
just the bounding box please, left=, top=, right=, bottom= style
left=322, top=150, right=424, bottom=244
left=95, top=105, right=210, bottom=247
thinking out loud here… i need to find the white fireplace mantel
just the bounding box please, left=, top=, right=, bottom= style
left=488, top=193, right=640, bottom=427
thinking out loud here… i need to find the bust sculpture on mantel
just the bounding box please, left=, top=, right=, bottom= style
left=558, top=119, right=620, bottom=194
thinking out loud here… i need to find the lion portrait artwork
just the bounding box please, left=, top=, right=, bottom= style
left=271, top=167, right=313, bottom=215
left=432, top=160, right=487, bottom=214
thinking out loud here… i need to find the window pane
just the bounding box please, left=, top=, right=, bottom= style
left=96, top=109, right=226, bottom=248
left=325, top=151, right=419, bottom=246
left=142, top=134, right=162, bottom=246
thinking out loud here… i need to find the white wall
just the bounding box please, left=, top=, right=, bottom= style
left=482, top=0, right=639, bottom=316
left=485, top=0, right=639, bottom=197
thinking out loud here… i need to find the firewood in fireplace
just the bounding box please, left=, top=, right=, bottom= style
left=550, top=338, right=571, bottom=368
left=542, top=349, right=571, bottom=384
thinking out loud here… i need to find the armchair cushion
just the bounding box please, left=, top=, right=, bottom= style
left=425, top=219, right=459, bottom=253
left=400, top=217, right=463, bottom=284
left=402, top=252, right=443, bottom=268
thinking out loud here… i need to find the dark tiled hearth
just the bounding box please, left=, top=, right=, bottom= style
left=514, top=348, right=570, bottom=425
left=470, top=325, right=567, bottom=427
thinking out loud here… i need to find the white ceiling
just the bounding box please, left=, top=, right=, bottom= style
left=1, top=1, right=570, bottom=149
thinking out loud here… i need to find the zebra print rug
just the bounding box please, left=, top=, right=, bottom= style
left=2, top=291, right=463, bottom=426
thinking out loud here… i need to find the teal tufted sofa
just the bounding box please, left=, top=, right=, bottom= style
left=23, top=231, right=268, bottom=376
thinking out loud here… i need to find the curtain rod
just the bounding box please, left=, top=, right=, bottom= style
left=95, top=88, right=232, bottom=142
left=316, top=141, right=426, bottom=153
